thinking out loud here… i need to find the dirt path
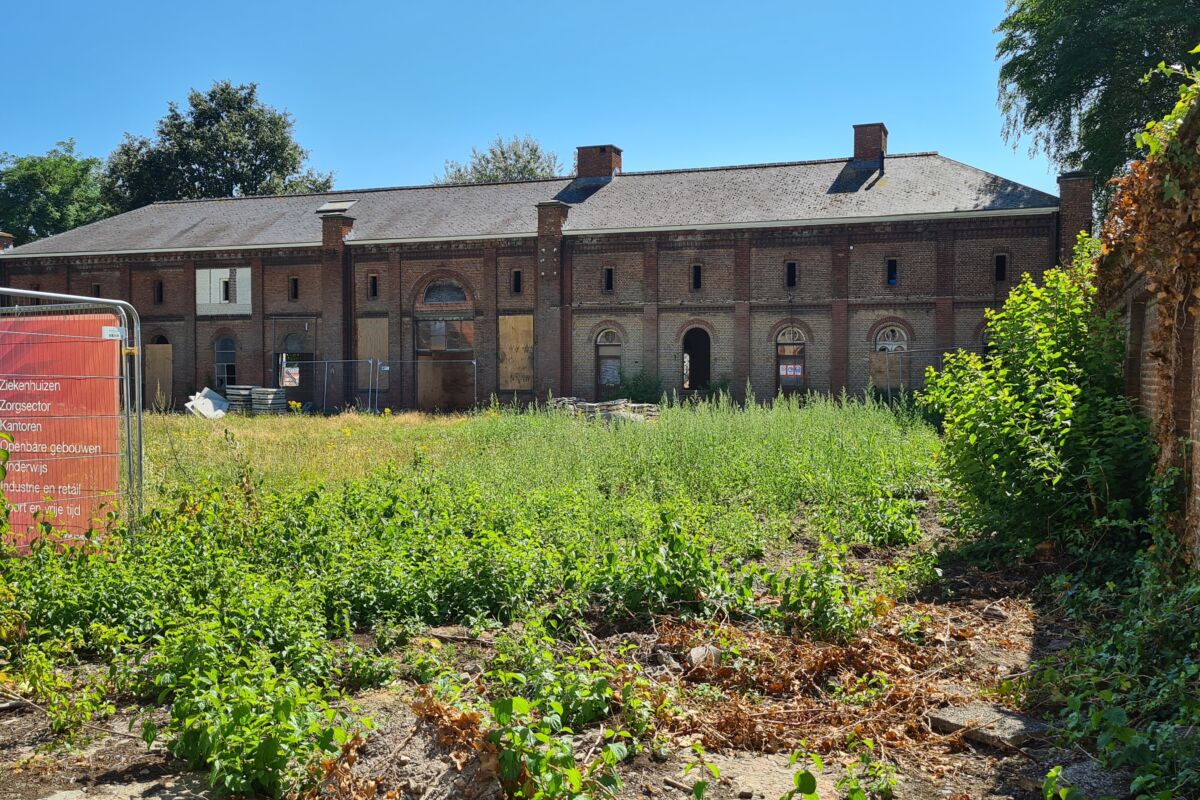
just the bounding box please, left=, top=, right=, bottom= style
left=1, top=557, right=1119, bottom=800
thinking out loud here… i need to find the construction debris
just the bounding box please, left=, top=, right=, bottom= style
left=927, top=701, right=1049, bottom=749
left=184, top=387, right=228, bottom=420
left=552, top=397, right=660, bottom=421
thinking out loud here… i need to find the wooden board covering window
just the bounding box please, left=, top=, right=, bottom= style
left=498, top=314, right=534, bottom=391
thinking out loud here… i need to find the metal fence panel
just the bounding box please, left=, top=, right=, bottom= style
left=277, top=357, right=376, bottom=413
left=0, top=287, right=143, bottom=547
left=371, top=359, right=478, bottom=412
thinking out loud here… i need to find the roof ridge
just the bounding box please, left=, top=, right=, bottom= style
left=616, top=151, right=939, bottom=177
left=148, top=152, right=945, bottom=206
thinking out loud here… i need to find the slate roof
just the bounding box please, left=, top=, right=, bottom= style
left=3, top=153, right=1059, bottom=257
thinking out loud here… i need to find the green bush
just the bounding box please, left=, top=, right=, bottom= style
left=603, top=370, right=664, bottom=403
left=921, top=239, right=1153, bottom=556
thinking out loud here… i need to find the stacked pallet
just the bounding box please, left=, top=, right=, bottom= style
left=252, top=387, right=288, bottom=415
left=225, top=385, right=254, bottom=414
left=552, top=397, right=659, bottom=421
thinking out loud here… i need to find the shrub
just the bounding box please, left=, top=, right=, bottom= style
left=921, top=239, right=1153, bottom=556
left=604, top=370, right=664, bottom=403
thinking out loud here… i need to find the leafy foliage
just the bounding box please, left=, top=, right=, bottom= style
left=996, top=0, right=1200, bottom=191
left=101, top=81, right=333, bottom=212
left=921, top=245, right=1153, bottom=556
left=0, top=141, right=110, bottom=245
left=1029, top=474, right=1200, bottom=798
left=435, top=135, right=562, bottom=185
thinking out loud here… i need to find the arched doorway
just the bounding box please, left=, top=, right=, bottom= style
left=415, top=279, right=475, bottom=411
left=775, top=326, right=807, bottom=395
left=869, top=323, right=911, bottom=391
left=682, top=327, right=711, bottom=390
left=595, top=329, right=622, bottom=399
left=144, top=335, right=173, bottom=409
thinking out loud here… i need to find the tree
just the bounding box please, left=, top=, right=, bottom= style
left=102, top=81, right=333, bottom=212
left=996, top=0, right=1200, bottom=189
left=434, top=135, right=562, bottom=184
left=0, top=140, right=111, bottom=246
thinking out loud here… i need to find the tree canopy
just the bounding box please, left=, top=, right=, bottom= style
left=434, top=135, right=562, bottom=184
left=996, top=0, right=1200, bottom=189
left=101, top=81, right=333, bottom=212
left=0, top=141, right=110, bottom=246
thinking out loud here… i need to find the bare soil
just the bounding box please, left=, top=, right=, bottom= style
left=0, top=557, right=1099, bottom=800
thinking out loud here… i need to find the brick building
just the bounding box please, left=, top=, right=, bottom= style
left=0, top=123, right=1091, bottom=410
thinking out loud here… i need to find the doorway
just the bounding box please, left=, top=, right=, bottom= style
left=144, top=335, right=173, bottom=409
left=682, top=327, right=711, bottom=390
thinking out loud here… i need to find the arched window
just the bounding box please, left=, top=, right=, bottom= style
left=775, top=326, right=806, bottom=394
left=874, top=325, right=908, bottom=353
left=422, top=280, right=467, bottom=304
left=151, top=334, right=170, bottom=345
left=595, top=329, right=622, bottom=397
left=214, top=336, right=237, bottom=389
left=282, top=333, right=307, bottom=353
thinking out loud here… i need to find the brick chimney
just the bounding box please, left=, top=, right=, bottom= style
left=576, top=145, right=623, bottom=178
left=0, top=232, right=13, bottom=251
left=1057, top=171, right=1094, bottom=264
left=853, top=123, right=888, bottom=162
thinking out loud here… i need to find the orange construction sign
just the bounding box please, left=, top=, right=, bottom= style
left=0, top=313, right=123, bottom=548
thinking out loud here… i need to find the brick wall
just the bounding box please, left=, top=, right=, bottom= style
left=0, top=211, right=1063, bottom=410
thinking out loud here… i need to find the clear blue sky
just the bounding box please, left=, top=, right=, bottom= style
left=4, top=1, right=1059, bottom=195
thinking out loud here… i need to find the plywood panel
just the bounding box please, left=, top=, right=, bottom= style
left=417, top=353, right=475, bottom=411
left=144, top=344, right=173, bottom=409
left=498, top=314, right=534, bottom=391
left=357, top=317, right=389, bottom=390
left=869, top=351, right=910, bottom=390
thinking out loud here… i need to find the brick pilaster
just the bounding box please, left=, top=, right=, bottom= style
left=560, top=244, right=574, bottom=396
left=319, top=212, right=354, bottom=407
left=830, top=235, right=850, bottom=392
left=534, top=201, right=568, bottom=397
left=935, top=231, right=955, bottom=353
left=733, top=235, right=751, bottom=400
left=642, top=238, right=659, bottom=378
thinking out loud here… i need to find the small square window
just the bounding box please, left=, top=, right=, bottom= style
left=368, top=274, right=380, bottom=299
left=994, top=254, right=1008, bottom=282
left=885, top=258, right=898, bottom=287
left=154, top=280, right=164, bottom=305
left=603, top=267, right=614, bottom=292
left=511, top=270, right=522, bottom=294
left=92, top=283, right=102, bottom=298
left=785, top=261, right=797, bottom=289
left=288, top=276, right=299, bottom=301
left=691, top=264, right=702, bottom=291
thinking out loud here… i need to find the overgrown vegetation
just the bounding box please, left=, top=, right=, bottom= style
left=925, top=63, right=1200, bottom=793
left=1, top=397, right=939, bottom=797
left=922, top=241, right=1153, bottom=559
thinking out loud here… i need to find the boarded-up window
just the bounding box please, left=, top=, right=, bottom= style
left=357, top=317, right=389, bottom=390
left=499, top=314, right=534, bottom=391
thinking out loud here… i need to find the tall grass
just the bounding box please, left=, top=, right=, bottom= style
left=3, top=396, right=938, bottom=795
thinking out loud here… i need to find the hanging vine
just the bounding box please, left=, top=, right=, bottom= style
left=1098, top=55, right=1200, bottom=474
